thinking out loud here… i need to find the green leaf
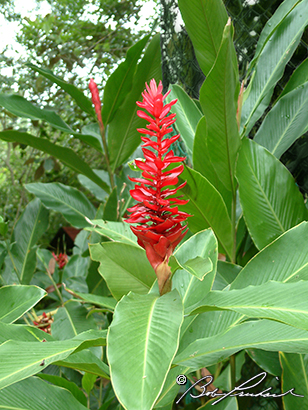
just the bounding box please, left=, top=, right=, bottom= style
left=27, top=63, right=94, bottom=116
left=0, top=93, right=73, bottom=133
left=189, top=281, right=308, bottom=331
left=248, top=0, right=301, bottom=74
left=200, top=19, right=240, bottom=193
left=0, top=322, right=53, bottom=343
left=51, top=302, right=97, bottom=340
left=178, top=0, right=228, bottom=76
left=231, top=222, right=308, bottom=289
left=279, top=57, right=308, bottom=99
left=246, top=349, right=281, bottom=377
left=174, top=319, right=308, bottom=371
left=108, top=34, right=162, bottom=171
left=0, top=329, right=106, bottom=389
left=198, top=397, right=238, bottom=409
left=56, top=349, right=109, bottom=378
left=165, top=84, right=202, bottom=162
left=103, top=187, right=118, bottom=221
left=78, top=169, right=110, bottom=201
left=0, top=216, right=8, bottom=237
left=0, top=376, right=88, bottom=410
left=107, top=290, right=183, bottom=410
left=82, top=372, right=97, bottom=394
left=25, top=182, right=96, bottom=229
left=193, top=117, right=232, bottom=213
left=10, top=198, right=49, bottom=284
left=38, top=374, right=87, bottom=407
left=85, top=219, right=138, bottom=247
left=178, top=166, right=233, bottom=260
left=89, top=242, right=156, bottom=300
left=254, top=81, right=308, bottom=158
left=280, top=353, right=307, bottom=408
left=172, top=229, right=217, bottom=312
left=0, top=285, right=46, bottom=323
left=64, top=289, right=116, bottom=310
left=241, top=0, right=308, bottom=135
left=0, top=130, right=109, bottom=191
left=102, top=35, right=150, bottom=125
left=212, top=261, right=242, bottom=291
left=236, top=138, right=307, bottom=250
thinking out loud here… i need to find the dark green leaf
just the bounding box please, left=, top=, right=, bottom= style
left=0, top=130, right=109, bottom=191
left=236, top=138, right=307, bottom=250
left=25, top=182, right=96, bottom=229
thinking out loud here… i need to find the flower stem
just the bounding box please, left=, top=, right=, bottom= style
left=99, top=123, right=115, bottom=190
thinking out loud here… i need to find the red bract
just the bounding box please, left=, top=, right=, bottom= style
left=125, top=79, right=191, bottom=295
left=89, top=78, right=104, bottom=130
left=52, top=252, right=68, bottom=269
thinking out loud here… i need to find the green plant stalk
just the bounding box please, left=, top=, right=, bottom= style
left=45, top=268, right=64, bottom=305
left=231, top=190, right=237, bottom=264
left=230, top=354, right=236, bottom=390
left=99, top=123, right=115, bottom=190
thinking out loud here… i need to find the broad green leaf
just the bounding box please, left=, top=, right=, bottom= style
left=38, top=374, right=87, bottom=406
left=189, top=281, right=308, bottom=331
left=0, top=130, right=109, bottom=191
left=200, top=20, right=240, bottom=194
left=0, top=376, right=88, bottom=410
left=85, top=219, right=138, bottom=247
left=280, top=353, right=307, bottom=408
left=179, top=311, right=244, bottom=351
left=56, top=349, right=109, bottom=378
left=193, top=117, right=232, bottom=214
left=64, top=289, right=116, bottom=310
left=89, top=242, right=156, bottom=300
left=10, top=198, right=49, bottom=284
left=198, top=397, right=238, bottom=409
left=0, top=285, right=46, bottom=323
left=236, top=138, right=307, bottom=250
left=212, top=261, right=242, bottom=291
left=248, top=0, right=301, bottom=73
left=81, top=123, right=104, bottom=152
left=26, top=182, right=96, bottom=228
left=172, top=229, right=217, bottom=312
left=108, top=34, right=162, bottom=171
left=178, top=166, right=233, bottom=260
left=254, top=81, right=308, bottom=158
left=82, top=372, right=97, bottom=394
left=154, top=365, right=190, bottom=408
left=103, top=187, right=118, bottom=221
left=247, top=349, right=281, bottom=377
left=78, top=169, right=110, bottom=201
left=27, top=63, right=94, bottom=116
left=231, top=222, right=308, bottom=289
left=107, top=290, right=183, bottom=410
left=279, top=57, right=308, bottom=99
left=0, top=322, right=53, bottom=343
left=174, top=319, right=308, bottom=371
left=51, top=302, right=97, bottom=340
left=165, top=84, right=202, bottom=161
left=178, top=0, right=228, bottom=76
left=241, top=0, right=308, bottom=135
left=102, top=35, right=150, bottom=125
left=0, top=329, right=106, bottom=389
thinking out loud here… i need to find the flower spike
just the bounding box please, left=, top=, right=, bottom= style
left=125, top=79, right=191, bottom=295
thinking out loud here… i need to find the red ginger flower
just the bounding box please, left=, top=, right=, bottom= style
left=52, top=252, right=68, bottom=269
left=125, top=79, right=191, bottom=295
left=89, top=78, right=104, bottom=131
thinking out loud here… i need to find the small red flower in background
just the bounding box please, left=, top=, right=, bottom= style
left=125, top=79, right=191, bottom=295
left=52, top=252, right=68, bottom=269
left=33, top=312, right=53, bottom=334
